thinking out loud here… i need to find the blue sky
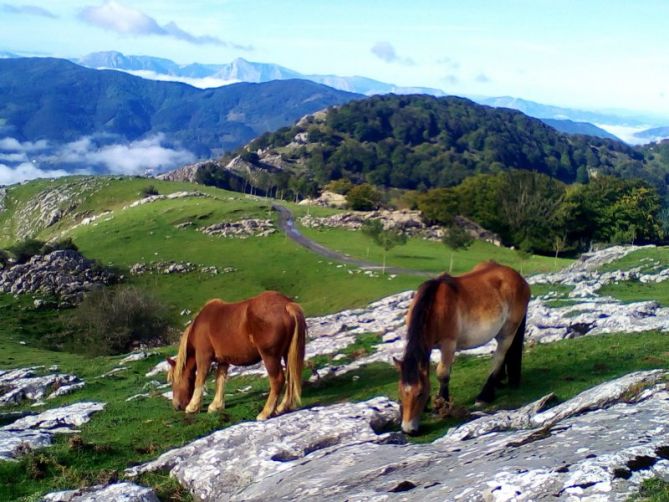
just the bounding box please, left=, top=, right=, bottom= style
left=1, top=1, right=669, bottom=115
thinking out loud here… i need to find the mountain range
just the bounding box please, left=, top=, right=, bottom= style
left=77, top=51, right=446, bottom=97
left=0, top=57, right=359, bottom=159
left=75, top=51, right=669, bottom=138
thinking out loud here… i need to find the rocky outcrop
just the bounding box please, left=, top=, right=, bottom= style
left=43, top=482, right=159, bottom=502
left=129, top=261, right=232, bottom=276
left=0, top=187, right=6, bottom=213
left=156, top=161, right=212, bottom=183
left=0, top=250, right=117, bottom=305
left=11, top=178, right=107, bottom=240
left=299, top=210, right=501, bottom=245
left=298, top=190, right=347, bottom=208
left=200, top=219, right=275, bottom=238
left=0, top=402, right=105, bottom=461
left=126, top=397, right=400, bottom=499
left=0, top=367, right=84, bottom=407
left=129, top=371, right=669, bottom=501
left=125, top=191, right=209, bottom=209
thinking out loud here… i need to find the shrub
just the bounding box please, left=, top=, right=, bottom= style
left=140, top=185, right=159, bottom=197
left=346, top=183, right=382, bottom=211
left=69, top=286, right=172, bottom=355
left=8, top=238, right=45, bottom=264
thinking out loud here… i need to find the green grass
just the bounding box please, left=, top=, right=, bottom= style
left=66, top=197, right=420, bottom=316
left=599, top=247, right=669, bottom=273
left=631, top=478, right=669, bottom=501
left=599, top=280, right=669, bottom=307
left=298, top=226, right=572, bottom=275
left=2, top=312, right=668, bottom=500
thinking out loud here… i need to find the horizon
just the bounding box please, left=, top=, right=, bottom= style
left=2, top=1, right=669, bottom=117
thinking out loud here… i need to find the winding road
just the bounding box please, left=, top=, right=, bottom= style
left=272, top=204, right=430, bottom=277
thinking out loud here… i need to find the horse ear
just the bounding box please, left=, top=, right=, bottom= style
left=166, top=357, right=176, bottom=368
left=392, top=357, right=403, bottom=371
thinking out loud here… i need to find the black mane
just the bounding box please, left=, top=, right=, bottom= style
left=401, top=274, right=455, bottom=383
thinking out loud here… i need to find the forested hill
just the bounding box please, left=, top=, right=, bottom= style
left=236, top=94, right=650, bottom=189
left=0, top=58, right=360, bottom=156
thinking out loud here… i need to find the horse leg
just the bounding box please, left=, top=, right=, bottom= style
left=185, top=352, right=213, bottom=414
left=434, top=339, right=456, bottom=411
left=257, top=354, right=285, bottom=421
left=475, top=321, right=518, bottom=405
left=276, top=357, right=293, bottom=415
left=207, top=363, right=230, bottom=413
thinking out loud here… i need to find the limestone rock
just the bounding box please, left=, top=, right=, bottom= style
left=0, top=250, right=117, bottom=305
left=42, top=482, right=158, bottom=502
left=0, top=367, right=84, bottom=407
left=126, top=397, right=400, bottom=500
left=129, top=372, right=669, bottom=501
left=200, top=219, right=275, bottom=238
left=0, top=402, right=105, bottom=460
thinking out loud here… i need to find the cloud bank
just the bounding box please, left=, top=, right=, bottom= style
left=0, top=134, right=195, bottom=185
left=79, top=1, right=251, bottom=49
left=370, top=42, right=414, bottom=66
left=1, top=3, right=57, bottom=18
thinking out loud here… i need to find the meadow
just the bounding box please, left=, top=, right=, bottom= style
left=1, top=177, right=668, bottom=500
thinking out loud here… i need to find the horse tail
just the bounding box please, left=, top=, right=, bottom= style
left=169, top=321, right=195, bottom=384
left=504, top=314, right=526, bottom=387
left=284, top=302, right=306, bottom=407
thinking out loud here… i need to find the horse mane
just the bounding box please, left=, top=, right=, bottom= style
left=168, top=323, right=192, bottom=384
left=402, top=273, right=456, bottom=383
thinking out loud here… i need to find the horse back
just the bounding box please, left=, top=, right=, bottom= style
left=454, top=263, right=530, bottom=327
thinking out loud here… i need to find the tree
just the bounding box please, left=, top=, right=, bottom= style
left=346, top=184, right=382, bottom=211
left=362, top=220, right=407, bottom=274
left=442, top=225, right=474, bottom=273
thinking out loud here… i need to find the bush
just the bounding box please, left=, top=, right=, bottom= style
left=140, top=185, right=159, bottom=197
left=69, top=286, right=172, bottom=355
left=346, top=183, right=382, bottom=211
left=8, top=238, right=46, bottom=264
left=7, top=237, right=80, bottom=264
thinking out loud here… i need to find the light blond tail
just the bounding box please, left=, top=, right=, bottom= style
left=285, top=303, right=306, bottom=407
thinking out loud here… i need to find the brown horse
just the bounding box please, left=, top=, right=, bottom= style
left=394, top=261, right=530, bottom=434
left=167, top=291, right=306, bottom=420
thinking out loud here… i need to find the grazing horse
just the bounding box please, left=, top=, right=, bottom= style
left=395, top=261, right=530, bottom=434
left=167, top=291, right=306, bottom=420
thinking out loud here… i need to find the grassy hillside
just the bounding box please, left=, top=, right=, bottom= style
left=1, top=176, right=668, bottom=500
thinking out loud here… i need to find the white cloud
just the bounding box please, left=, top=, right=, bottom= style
left=0, top=134, right=196, bottom=184
left=370, top=42, right=414, bottom=66
left=74, top=135, right=196, bottom=174
left=0, top=137, right=49, bottom=152
left=1, top=3, right=57, bottom=18
left=78, top=1, right=251, bottom=49
left=0, top=161, right=71, bottom=186
left=121, top=69, right=238, bottom=89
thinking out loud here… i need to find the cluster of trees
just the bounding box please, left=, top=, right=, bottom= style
left=416, top=171, right=664, bottom=254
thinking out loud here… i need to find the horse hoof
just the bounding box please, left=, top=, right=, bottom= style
left=185, top=406, right=200, bottom=414
left=256, top=412, right=270, bottom=421
left=207, top=404, right=224, bottom=413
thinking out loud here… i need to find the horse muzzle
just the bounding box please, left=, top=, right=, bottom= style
left=401, top=418, right=420, bottom=435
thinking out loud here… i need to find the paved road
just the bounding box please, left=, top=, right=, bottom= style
left=272, top=204, right=431, bottom=277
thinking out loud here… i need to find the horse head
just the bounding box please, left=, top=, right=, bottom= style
left=394, top=356, right=430, bottom=435
left=166, top=357, right=194, bottom=411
